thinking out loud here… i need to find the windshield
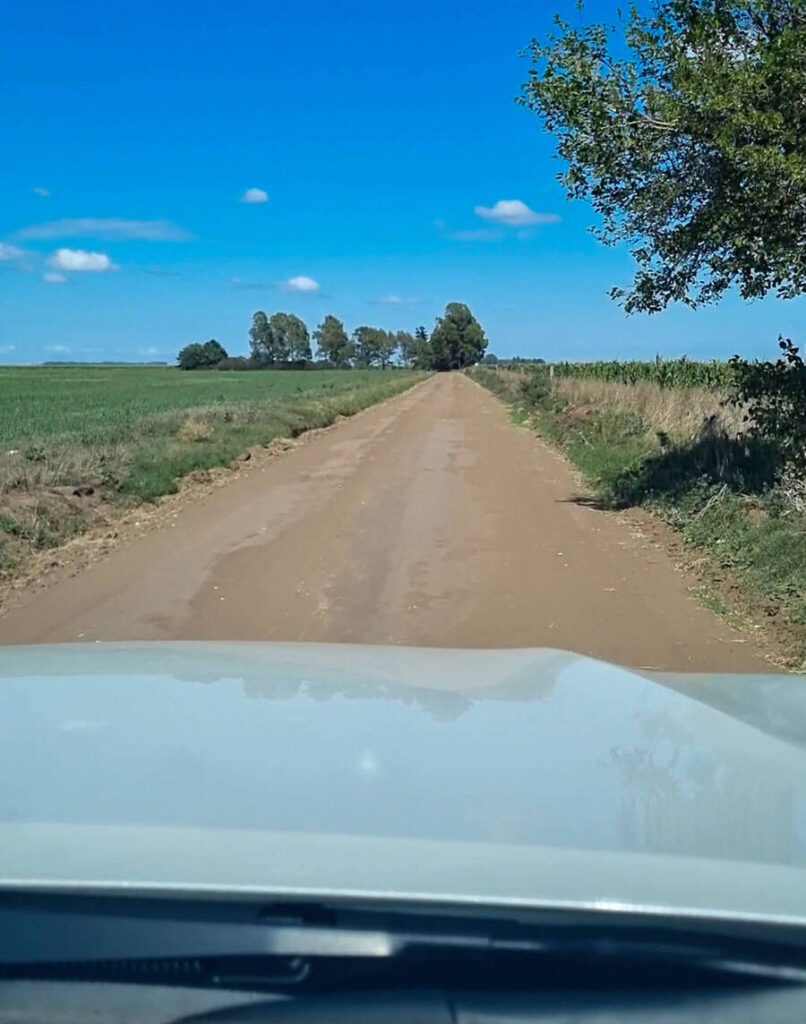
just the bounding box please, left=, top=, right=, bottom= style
left=1, top=0, right=805, bottom=1014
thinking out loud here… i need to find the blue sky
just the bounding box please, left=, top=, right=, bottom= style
left=1, top=0, right=801, bottom=364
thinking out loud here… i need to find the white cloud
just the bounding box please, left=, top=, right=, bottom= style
left=18, top=218, right=192, bottom=241
left=46, top=344, right=70, bottom=353
left=282, top=275, right=320, bottom=293
left=42, top=272, right=67, bottom=284
left=33, top=187, right=51, bottom=197
left=48, top=248, right=117, bottom=272
left=242, top=187, right=269, bottom=204
left=0, top=243, right=28, bottom=263
left=474, top=199, right=560, bottom=227
left=139, top=346, right=162, bottom=356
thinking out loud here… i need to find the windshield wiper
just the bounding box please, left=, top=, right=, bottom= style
left=3, top=893, right=806, bottom=992
left=4, top=933, right=806, bottom=995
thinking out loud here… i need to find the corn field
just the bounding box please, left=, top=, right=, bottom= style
left=548, top=357, right=735, bottom=390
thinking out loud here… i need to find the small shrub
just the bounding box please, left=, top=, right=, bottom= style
left=25, top=443, right=47, bottom=463
left=729, top=339, right=806, bottom=475
left=518, top=367, right=551, bottom=408
left=178, top=418, right=214, bottom=443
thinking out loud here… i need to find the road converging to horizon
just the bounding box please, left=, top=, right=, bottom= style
left=0, top=373, right=769, bottom=671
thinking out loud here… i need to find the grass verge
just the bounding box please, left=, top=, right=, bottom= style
left=468, top=367, right=806, bottom=668
left=0, top=369, right=426, bottom=579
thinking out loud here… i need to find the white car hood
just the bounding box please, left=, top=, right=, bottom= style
left=0, top=642, right=804, bottom=929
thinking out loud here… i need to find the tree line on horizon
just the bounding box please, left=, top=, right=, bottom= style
left=177, top=302, right=488, bottom=372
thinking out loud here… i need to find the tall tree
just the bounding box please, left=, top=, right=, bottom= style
left=248, top=311, right=272, bottom=364
left=249, top=311, right=311, bottom=364
left=520, top=0, right=806, bottom=313
left=396, top=331, right=417, bottom=367
left=352, top=326, right=383, bottom=367
left=411, top=325, right=434, bottom=369
left=429, top=303, right=488, bottom=370
left=314, top=315, right=353, bottom=366
left=377, top=330, right=398, bottom=369
left=270, top=312, right=311, bottom=362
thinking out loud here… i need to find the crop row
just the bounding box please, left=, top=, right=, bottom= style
left=548, top=358, right=734, bottom=389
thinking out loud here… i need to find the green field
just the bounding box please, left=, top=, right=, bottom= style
left=0, top=366, right=424, bottom=573
left=0, top=366, right=412, bottom=445
left=549, top=357, right=735, bottom=390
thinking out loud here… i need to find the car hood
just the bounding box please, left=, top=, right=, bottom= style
left=0, top=642, right=805, bottom=928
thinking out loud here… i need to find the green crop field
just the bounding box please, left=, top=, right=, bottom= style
left=0, top=366, right=412, bottom=445
left=499, top=358, right=736, bottom=389
left=549, top=358, right=735, bottom=389
left=0, top=365, right=425, bottom=574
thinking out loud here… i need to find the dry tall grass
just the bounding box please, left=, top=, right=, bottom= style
left=177, top=417, right=214, bottom=443
left=0, top=447, right=111, bottom=494
left=554, top=378, right=744, bottom=442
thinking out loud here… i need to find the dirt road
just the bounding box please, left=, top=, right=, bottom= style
left=0, top=374, right=771, bottom=670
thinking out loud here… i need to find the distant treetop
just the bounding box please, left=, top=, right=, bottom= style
left=177, top=339, right=228, bottom=370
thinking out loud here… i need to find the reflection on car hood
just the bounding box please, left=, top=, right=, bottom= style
left=0, top=642, right=805, bottom=927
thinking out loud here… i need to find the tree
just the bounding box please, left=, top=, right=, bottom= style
left=396, top=331, right=417, bottom=367
left=378, top=330, right=398, bottom=369
left=314, top=315, right=353, bottom=366
left=248, top=311, right=272, bottom=364
left=352, top=326, right=389, bottom=368
left=177, top=339, right=228, bottom=370
left=249, top=311, right=311, bottom=364
left=729, top=338, right=806, bottom=472
left=203, top=339, right=228, bottom=365
left=429, top=303, right=488, bottom=370
left=270, top=312, right=311, bottom=362
left=481, top=353, right=499, bottom=366
left=520, top=1, right=806, bottom=313
left=411, top=325, right=434, bottom=369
